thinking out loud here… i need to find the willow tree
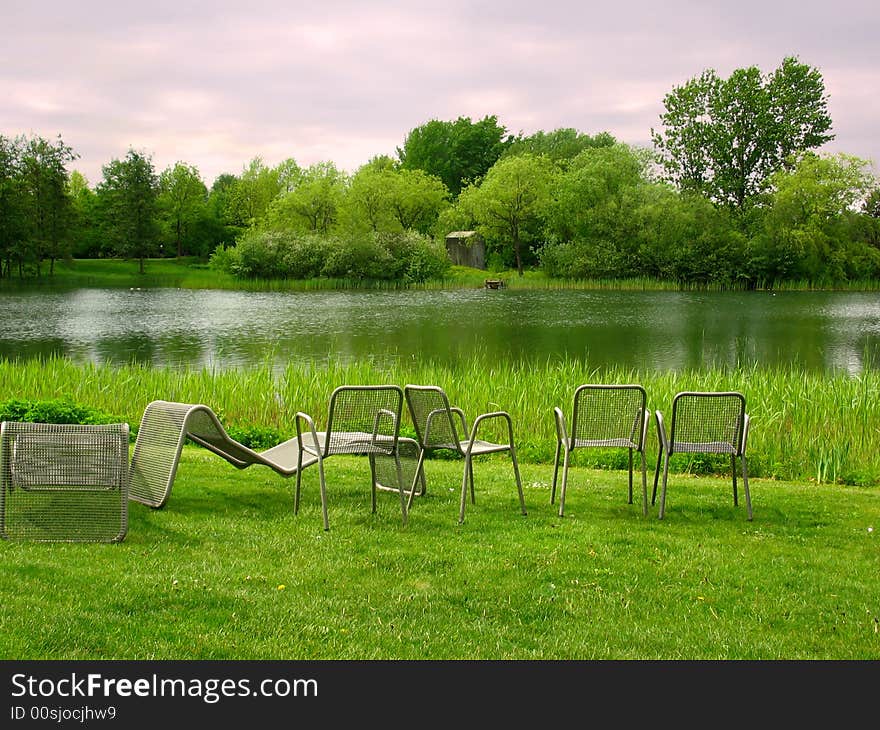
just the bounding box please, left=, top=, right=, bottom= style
left=458, top=153, right=555, bottom=276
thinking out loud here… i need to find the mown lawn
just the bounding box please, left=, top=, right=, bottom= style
left=1, top=448, right=878, bottom=660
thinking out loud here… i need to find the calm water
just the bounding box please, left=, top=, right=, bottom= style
left=1, top=287, right=879, bottom=374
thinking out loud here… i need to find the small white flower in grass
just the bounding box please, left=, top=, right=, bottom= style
left=868, top=526, right=874, bottom=533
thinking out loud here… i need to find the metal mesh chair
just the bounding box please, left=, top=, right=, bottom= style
left=0, top=421, right=130, bottom=542
left=295, top=385, right=410, bottom=528
left=403, top=384, right=527, bottom=524
left=129, top=400, right=318, bottom=509
left=652, top=391, right=752, bottom=520
left=551, top=384, right=649, bottom=517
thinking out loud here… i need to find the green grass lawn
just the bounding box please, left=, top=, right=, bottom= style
left=2, top=448, right=877, bottom=660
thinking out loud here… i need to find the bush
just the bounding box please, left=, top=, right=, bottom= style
left=0, top=398, right=120, bottom=426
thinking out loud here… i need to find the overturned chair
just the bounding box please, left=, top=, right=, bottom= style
left=129, top=400, right=320, bottom=511
left=1, top=421, right=130, bottom=542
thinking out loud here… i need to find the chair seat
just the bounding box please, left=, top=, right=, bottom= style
left=673, top=440, right=736, bottom=454
left=463, top=439, right=512, bottom=455
left=258, top=438, right=320, bottom=473
left=570, top=437, right=638, bottom=450
left=299, top=431, right=398, bottom=456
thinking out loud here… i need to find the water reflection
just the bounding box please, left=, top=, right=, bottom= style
left=0, top=287, right=878, bottom=374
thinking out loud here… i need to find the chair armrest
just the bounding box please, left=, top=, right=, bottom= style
left=640, top=407, right=651, bottom=452
left=654, top=410, right=669, bottom=454
left=450, top=406, right=469, bottom=436
left=741, top=413, right=750, bottom=455
left=371, top=408, right=398, bottom=453
left=467, top=411, right=516, bottom=455
left=553, top=406, right=569, bottom=446
left=295, top=411, right=322, bottom=457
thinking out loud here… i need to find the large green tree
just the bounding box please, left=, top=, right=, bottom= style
left=651, top=56, right=834, bottom=213
left=18, top=135, right=78, bottom=275
left=0, top=135, right=25, bottom=277
left=97, top=149, right=161, bottom=273
left=158, top=162, right=208, bottom=257
left=397, top=115, right=512, bottom=197
left=457, top=153, right=555, bottom=275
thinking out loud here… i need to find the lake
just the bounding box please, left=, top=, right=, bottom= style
left=1, top=287, right=879, bottom=374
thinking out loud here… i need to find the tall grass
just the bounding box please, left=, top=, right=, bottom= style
left=1, top=355, right=878, bottom=485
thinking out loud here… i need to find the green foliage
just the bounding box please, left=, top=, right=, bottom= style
left=0, top=397, right=119, bottom=426
left=398, top=115, right=512, bottom=197
left=753, top=152, right=879, bottom=285
left=211, top=229, right=448, bottom=283
left=504, top=128, right=616, bottom=166
left=224, top=423, right=289, bottom=450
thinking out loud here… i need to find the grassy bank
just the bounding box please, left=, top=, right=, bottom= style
left=1, top=450, right=877, bottom=659
left=1, top=356, right=879, bottom=485
left=5, top=257, right=880, bottom=291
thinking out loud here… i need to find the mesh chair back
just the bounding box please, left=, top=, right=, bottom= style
left=669, top=391, right=745, bottom=455
left=324, top=385, right=403, bottom=456
left=571, top=384, right=646, bottom=449
left=1, top=421, right=129, bottom=542
left=129, top=400, right=196, bottom=507
left=404, top=386, right=461, bottom=451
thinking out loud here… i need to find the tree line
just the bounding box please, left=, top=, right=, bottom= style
left=2, top=55, right=879, bottom=287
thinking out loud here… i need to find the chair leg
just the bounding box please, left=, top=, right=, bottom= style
left=558, top=445, right=571, bottom=517
left=731, top=454, right=739, bottom=506
left=294, top=467, right=302, bottom=514
left=317, top=458, right=329, bottom=531
left=394, top=455, right=408, bottom=526
left=658, top=452, right=670, bottom=519
left=651, top=447, right=663, bottom=506
left=551, top=440, right=562, bottom=504
left=406, top=449, right=427, bottom=512
left=459, top=455, right=471, bottom=524
left=628, top=449, right=634, bottom=505
left=369, top=454, right=378, bottom=515
left=509, top=445, right=527, bottom=517
left=741, top=455, right=753, bottom=521
left=639, top=450, right=648, bottom=517
left=468, top=458, right=476, bottom=504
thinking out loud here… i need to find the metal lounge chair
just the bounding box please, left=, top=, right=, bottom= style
left=0, top=421, right=130, bottom=542
left=403, top=384, right=527, bottom=524
left=652, top=391, right=752, bottom=520
left=551, top=384, right=650, bottom=517
left=295, top=385, right=412, bottom=529
left=129, top=400, right=319, bottom=509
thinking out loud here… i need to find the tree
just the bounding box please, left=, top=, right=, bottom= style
left=97, top=149, right=161, bottom=273
left=754, top=152, right=877, bottom=283
left=652, top=57, right=834, bottom=213
left=265, top=161, right=346, bottom=233
left=457, top=153, right=555, bottom=276
left=18, top=135, right=78, bottom=275
left=386, top=169, right=449, bottom=233
left=67, top=171, right=104, bottom=258
left=158, top=162, right=208, bottom=257
left=0, top=135, right=25, bottom=277
left=224, top=157, right=281, bottom=227
left=397, top=115, right=512, bottom=196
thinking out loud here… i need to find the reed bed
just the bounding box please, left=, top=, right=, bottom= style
left=1, top=355, right=878, bottom=486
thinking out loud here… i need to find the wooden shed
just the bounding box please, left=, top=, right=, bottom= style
left=444, top=231, right=486, bottom=270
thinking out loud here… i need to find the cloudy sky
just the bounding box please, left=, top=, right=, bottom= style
left=2, top=0, right=878, bottom=187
